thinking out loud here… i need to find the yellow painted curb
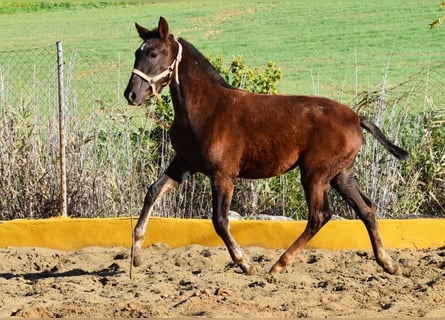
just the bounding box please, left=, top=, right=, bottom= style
left=0, top=217, right=444, bottom=251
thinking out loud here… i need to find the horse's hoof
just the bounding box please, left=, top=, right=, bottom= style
left=133, top=254, right=143, bottom=267
left=269, top=263, right=284, bottom=274
left=386, top=264, right=400, bottom=275
left=380, top=258, right=400, bottom=275
left=245, top=265, right=256, bottom=275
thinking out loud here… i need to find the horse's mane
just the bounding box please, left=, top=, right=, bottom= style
left=178, top=38, right=234, bottom=90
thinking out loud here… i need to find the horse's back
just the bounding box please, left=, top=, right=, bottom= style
left=233, top=92, right=362, bottom=150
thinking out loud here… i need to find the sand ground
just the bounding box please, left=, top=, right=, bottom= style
left=0, top=244, right=444, bottom=318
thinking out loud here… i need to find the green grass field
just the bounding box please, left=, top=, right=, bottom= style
left=1, top=1, right=444, bottom=220
left=1, top=0, right=444, bottom=99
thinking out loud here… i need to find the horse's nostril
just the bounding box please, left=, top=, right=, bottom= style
left=125, top=90, right=137, bottom=104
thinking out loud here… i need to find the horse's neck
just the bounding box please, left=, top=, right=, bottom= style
left=170, top=46, right=223, bottom=122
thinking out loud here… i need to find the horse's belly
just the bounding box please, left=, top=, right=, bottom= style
left=238, top=147, right=300, bottom=179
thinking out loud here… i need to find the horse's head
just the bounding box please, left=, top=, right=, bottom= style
left=124, top=17, right=182, bottom=105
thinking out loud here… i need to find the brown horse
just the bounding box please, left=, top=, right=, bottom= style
left=124, top=17, right=409, bottom=275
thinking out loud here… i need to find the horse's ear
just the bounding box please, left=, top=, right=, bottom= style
left=135, top=23, right=149, bottom=39
left=158, top=16, right=169, bottom=40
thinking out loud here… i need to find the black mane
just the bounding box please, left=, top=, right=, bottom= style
left=178, top=38, right=234, bottom=90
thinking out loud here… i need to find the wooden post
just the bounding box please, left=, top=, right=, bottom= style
left=56, top=41, right=68, bottom=217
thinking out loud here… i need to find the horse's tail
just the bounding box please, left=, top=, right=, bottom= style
left=360, top=117, right=410, bottom=161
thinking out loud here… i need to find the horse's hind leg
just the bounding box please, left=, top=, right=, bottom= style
left=270, top=175, right=332, bottom=274
left=211, top=174, right=256, bottom=275
left=330, top=166, right=399, bottom=274
left=132, top=156, right=189, bottom=267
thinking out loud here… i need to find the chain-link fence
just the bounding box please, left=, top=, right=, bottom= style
left=1, top=45, right=60, bottom=219
left=335, top=61, right=445, bottom=218
left=0, top=43, right=146, bottom=219
left=0, top=44, right=444, bottom=220
left=0, top=44, right=128, bottom=117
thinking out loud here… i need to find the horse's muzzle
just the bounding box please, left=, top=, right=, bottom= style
left=124, top=84, right=148, bottom=106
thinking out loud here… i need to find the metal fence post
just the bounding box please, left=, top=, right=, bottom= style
left=56, top=41, right=68, bottom=217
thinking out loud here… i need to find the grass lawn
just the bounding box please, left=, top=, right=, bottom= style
left=1, top=0, right=444, bottom=100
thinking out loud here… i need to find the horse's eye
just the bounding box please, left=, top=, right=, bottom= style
left=149, top=52, right=157, bottom=59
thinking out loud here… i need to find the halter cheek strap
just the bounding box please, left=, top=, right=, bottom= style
left=132, top=40, right=183, bottom=100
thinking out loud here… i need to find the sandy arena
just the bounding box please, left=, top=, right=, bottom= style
left=0, top=244, right=444, bottom=318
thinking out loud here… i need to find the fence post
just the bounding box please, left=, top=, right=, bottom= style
left=56, top=41, right=68, bottom=217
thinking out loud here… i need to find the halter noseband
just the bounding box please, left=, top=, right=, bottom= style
left=131, top=40, right=183, bottom=100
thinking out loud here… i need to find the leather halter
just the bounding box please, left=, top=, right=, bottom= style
left=131, top=40, right=183, bottom=100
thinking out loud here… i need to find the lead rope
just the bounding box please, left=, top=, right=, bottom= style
left=129, top=105, right=152, bottom=280
left=128, top=40, right=182, bottom=279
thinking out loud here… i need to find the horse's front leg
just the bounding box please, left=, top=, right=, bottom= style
left=211, top=174, right=256, bottom=275
left=132, top=157, right=188, bottom=267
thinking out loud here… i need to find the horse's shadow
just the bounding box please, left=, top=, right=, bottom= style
left=0, top=262, right=123, bottom=281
